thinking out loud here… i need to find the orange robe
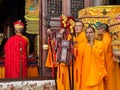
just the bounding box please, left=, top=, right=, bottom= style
left=45, top=39, right=57, bottom=68
left=0, top=57, right=5, bottom=78
left=56, top=63, right=71, bottom=90
left=45, top=49, right=54, bottom=68
left=102, top=33, right=114, bottom=90
left=73, top=31, right=87, bottom=90
left=78, top=40, right=107, bottom=90
left=112, top=61, right=120, bottom=90
left=73, top=31, right=87, bottom=47
left=45, top=32, right=86, bottom=90
left=45, top=41, right=70, bottom=90
left=56, top=32, right=87, bottom=90
left=27, top=66, right=39, bottom=77
left=0, top=67, right=5, bottom=78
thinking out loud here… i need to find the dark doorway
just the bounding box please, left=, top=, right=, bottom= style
left=109, top=0, right=120, bottom=5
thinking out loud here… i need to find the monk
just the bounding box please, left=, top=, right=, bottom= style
left=45, top=21, right=87, bottom=90
left=72, top=21, right=87, bottom=90
left=4, top=20, right=29, bottom=78
left=78, top=26, right=107, bottom=90
left=97, top=23, right=119, bottom=90
left=68, top=21, right=87, bottom=45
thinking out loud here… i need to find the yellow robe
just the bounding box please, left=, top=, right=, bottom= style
left=102, top=33, right=114, bottom=90
left=78, top=40, right=107, bottom=90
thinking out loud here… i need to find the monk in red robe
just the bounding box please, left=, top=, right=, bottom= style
left=4, top=20, right=29, bottom=78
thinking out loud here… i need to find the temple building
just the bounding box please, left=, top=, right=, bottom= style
left=0, top=0, right=120, bottom=89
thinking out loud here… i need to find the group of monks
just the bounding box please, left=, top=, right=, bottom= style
left=45, top=21, right=120, bottom=90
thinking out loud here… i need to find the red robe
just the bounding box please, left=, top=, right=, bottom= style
left=4, top=35, right=29, bottom=78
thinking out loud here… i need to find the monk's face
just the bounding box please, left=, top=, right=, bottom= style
left=14, top=24, right=24, bottom=33
left=75, top=22, right=84, bottom=33
left=98, top=28, right=104, bottom=36
left=85, top=27, right=95, bottom=42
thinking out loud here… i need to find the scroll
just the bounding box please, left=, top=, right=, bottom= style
left=59, top=40, right=70, bottom=63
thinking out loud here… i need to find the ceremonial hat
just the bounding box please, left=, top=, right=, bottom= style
left=14, top=20, right=24, bottom=28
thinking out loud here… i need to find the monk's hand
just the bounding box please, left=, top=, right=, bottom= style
left=47, top=29, right=51, bottom=34
left=90, top=37, right=94, bottom=46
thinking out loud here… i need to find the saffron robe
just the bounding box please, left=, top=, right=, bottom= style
left=112, top=62, right=120, bottom=90
left=56, top=63, right=71, bottom=90
left=102, top=33, right=114, bottom=90
left=4, top=35, right=29, bottom=78
left=45, top=39, right=57, bottom=68
left=0, top=66, right=5, bottom=78
left=45, top=31, right=87, bottom=90
left=27, top=66, right=39, bottom=77
left=0, top=57, right=5, bottom=78
left=56, top=31, right=87, bottom=90
left=45, top=40, right=70, bottom=90
left=73, top=31, right=87, bottom=90
left=78, top=40, right=107, bottom=90
left=73, top=31, right=87, bottom=47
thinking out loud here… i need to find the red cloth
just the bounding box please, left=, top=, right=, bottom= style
left=4, top=35, right=28, bottom=78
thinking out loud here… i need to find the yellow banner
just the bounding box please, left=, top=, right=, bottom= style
left=25, top=0, right=39, bottom=34
left=78, top=5, right=120, bottom=29
left=25, top=0, right=39, bottom=20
